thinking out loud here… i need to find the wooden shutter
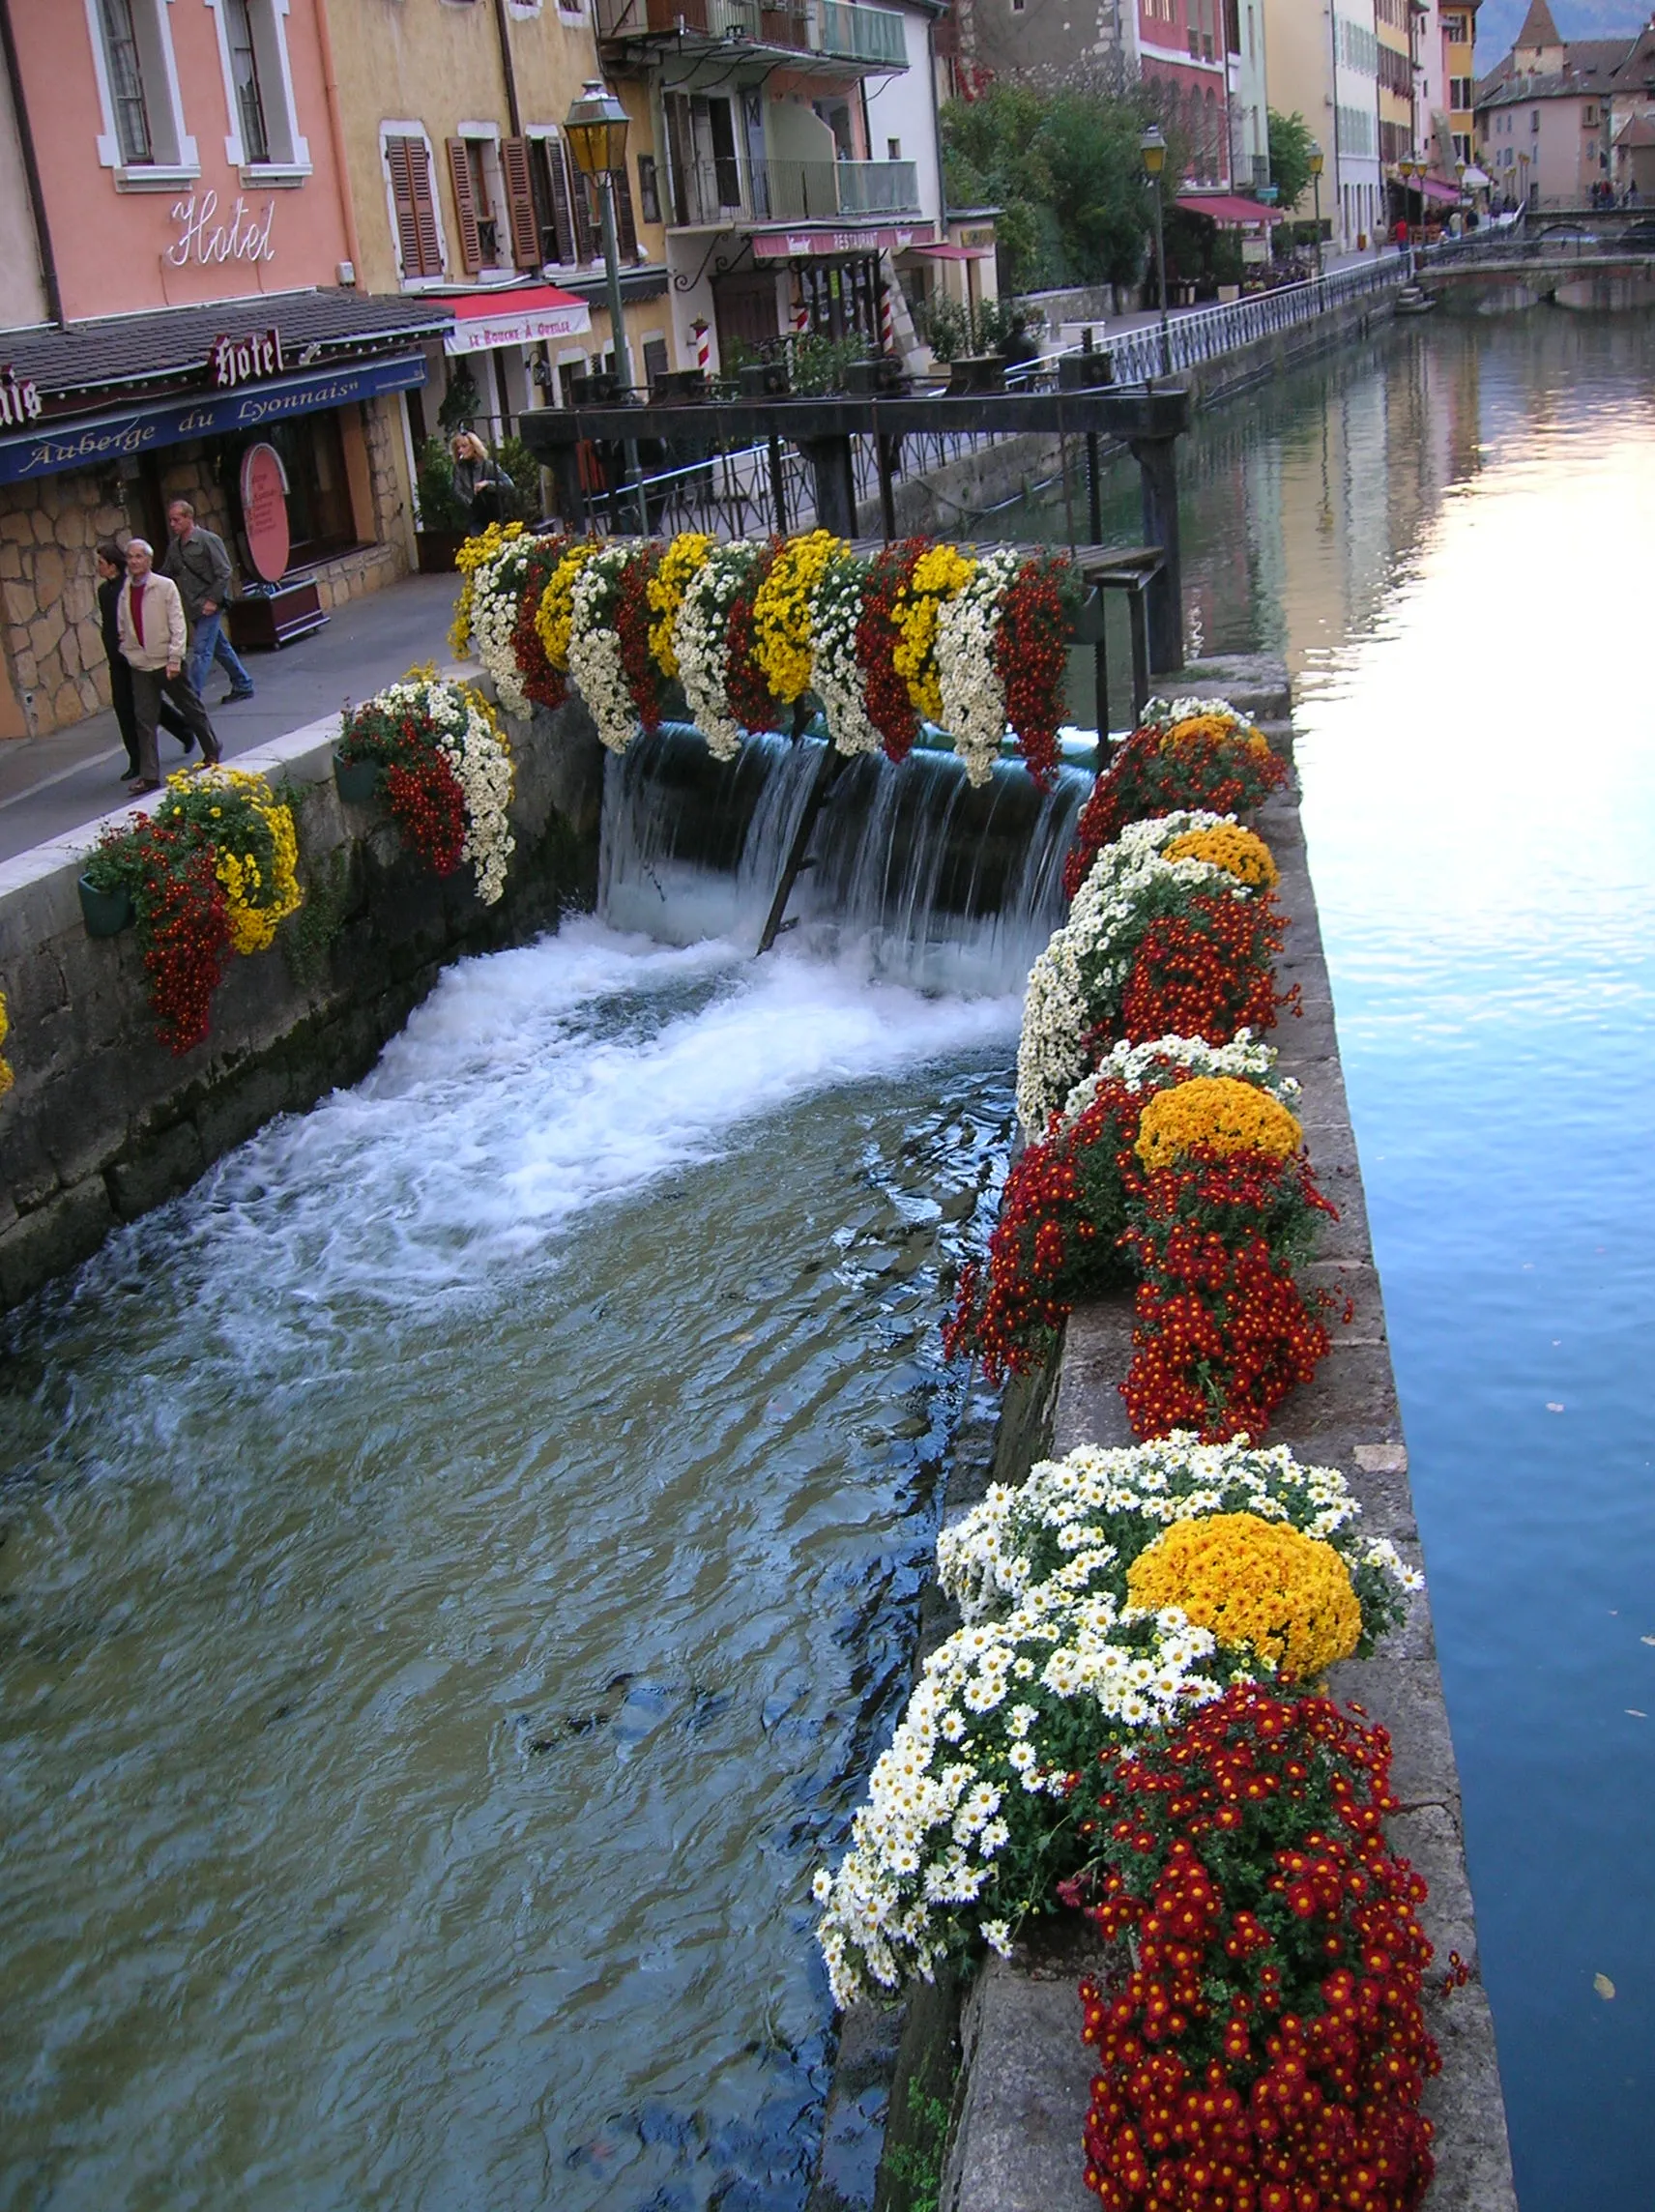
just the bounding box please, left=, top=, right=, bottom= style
left=571, top=160, right=598, bottom=261
left=446, top=136, right=484, bottom=274
left=388, top=137, right=443, bottom=278
left=544, top=139, right=579, bottom=264
left=502, top=135, right=542, bottom=269
left=614, top=162, right=639, bottom=258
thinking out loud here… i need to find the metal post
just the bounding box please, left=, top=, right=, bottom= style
left=768, top=432, right=789, bottom=536
left=1127, top=430, right=1184, bottom=674
left=1312, top=170, right=1323, bottom=278
left=599, top=171, right=650, bottom=537
left=1152, top=178, right=1172, bottom=377
left=798, top=435, right=858, bottom=538
left=1084, top=330, right=1107, bottom=733
left=876, top=428, right=899, bottom=543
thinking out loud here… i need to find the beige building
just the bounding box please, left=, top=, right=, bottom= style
left=320, top=0, right=678, bottom=466
left=1475, top=0, right=1629, bottom=206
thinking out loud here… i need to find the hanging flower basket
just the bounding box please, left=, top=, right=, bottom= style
left=333, top=751, right=381, bottom=806
left=77, top=873, right=135, bottom=939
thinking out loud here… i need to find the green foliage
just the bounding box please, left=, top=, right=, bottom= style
left=884, top=2076, right=955, bottom=2212
left=436, top=364, right=482, bottom=434
left=941, top=78, right=1186, bottom=294
left=1267, top=108, right=1319, bottom=217
left=493, top=434, right=542, bottom=524
left=415, top=436, right=469, bottom=533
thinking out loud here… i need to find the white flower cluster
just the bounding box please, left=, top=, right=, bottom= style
left=469, top=538, right=547, bottom=720
left=673, top=540, right=760, bottom=762
left=810, top=556, right=883, bottom=760
left=936, top=547, right=1023, bottom=785
left=937, top=1437, right=1420, bottom=1628
left=358, top=677, right=515, bottom=905
left=812, top=1577, right=1223, bottom=2006
left=1015, top=810, right=1241, bottom=1133
left=1139, top=694, right=1260, bottom=740
left=567, top=546, right=639, bottom=756
left=1058, top=1032, right=1300, bottom=1133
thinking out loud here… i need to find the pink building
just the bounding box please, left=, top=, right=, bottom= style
left=0, top=3, right=446, bottom=739
left=1138, top=0, right=1234, bottom=186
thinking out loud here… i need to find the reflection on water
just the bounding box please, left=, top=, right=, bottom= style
left=1034, top=310, right=1655, bottom=2210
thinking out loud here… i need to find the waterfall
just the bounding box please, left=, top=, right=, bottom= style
left=598, top=725, right=1087, bottom=995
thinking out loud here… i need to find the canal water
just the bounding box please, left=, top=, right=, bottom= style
left=3, top=310, right=1651, bottom=2211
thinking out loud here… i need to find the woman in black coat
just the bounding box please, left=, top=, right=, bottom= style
left=97, top=542, right=193, bottom=778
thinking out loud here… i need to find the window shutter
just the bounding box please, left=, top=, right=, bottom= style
left=388, top=137, right=443, bottom=277
left=614, top=162, right=639, bottom=258
left=571, top=162, right=598, bottom=261
left=502, top=136, right=542, bottom=269
left=447, top=136, right=484, bottom=274
left=545, top=140, right=579, bottom=263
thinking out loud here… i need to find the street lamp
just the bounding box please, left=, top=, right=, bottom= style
left=1140, top=124, right=1172, bottom=380
left=1308, top=141, right=1324, bottom=278
left=565, top=78, right=649, bottom=534
left=1397, top=156, right=1419, bottom=272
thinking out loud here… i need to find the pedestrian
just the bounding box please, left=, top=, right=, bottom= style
left=160, top=498, right=256, bottom=706
left=450, top=432, right=513, bottom=530
left=96, top=541, right=194, bottom=779
left=116, top=538, right=220, bottom=794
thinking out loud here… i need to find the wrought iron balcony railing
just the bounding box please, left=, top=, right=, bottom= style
left=595, top=0, right=908, bottom=67
left=672, top=155, right=920, bottom=226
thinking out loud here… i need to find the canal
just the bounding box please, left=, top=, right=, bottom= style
left=2, top=309, right=1651, bottom=2211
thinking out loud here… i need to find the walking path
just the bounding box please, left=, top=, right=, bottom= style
left=0, top=571, right=459, bottom=865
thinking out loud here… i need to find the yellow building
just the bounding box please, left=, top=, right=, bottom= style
left=318, top=0, right=676, bottom=468
left=1376, top=0, right=1414, bottom=180
left=1443, top=0, right=1481, bottom=165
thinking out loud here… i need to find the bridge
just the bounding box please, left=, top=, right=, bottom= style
left=1418, top=212, right=1655, bottom=310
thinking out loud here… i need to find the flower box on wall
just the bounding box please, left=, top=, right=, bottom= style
left=77, top=875, right=133, bottom=939
left=333, top=752, right=380, bottom=805
left=228, top=581, right=330, bottom=652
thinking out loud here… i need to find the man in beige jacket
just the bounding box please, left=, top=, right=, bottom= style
left=116, top=538, right=220, bottom=792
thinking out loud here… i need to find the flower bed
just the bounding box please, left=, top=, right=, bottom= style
left=447, top=525, right=1079, bottom=781
left=336, top=671, right=515, bottom=905
left=1063, top=697, right=1289, bottom=900
left=80, top=768, right=303, bottom=1054
left=813, top=1438, right=1416, bottom=2007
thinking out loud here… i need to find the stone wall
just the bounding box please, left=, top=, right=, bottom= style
left=0, top=688, right=605, bottom=1315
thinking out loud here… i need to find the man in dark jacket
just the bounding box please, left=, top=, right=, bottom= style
left=161, top=499, right=256, bottom=705
left=96, top=542, right=193, bottom=778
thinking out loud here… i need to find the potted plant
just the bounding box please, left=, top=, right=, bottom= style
left=77, top=849, right=136, bottom=937
left=413, top=437, right=472, bottom=574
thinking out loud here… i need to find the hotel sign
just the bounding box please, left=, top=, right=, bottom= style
left=0, top=367, right=43, bottom=428
left=211, top=329, right=285, bottom=390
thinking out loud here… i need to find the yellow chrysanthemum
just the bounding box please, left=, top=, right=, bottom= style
left=648, top=532, right=714, bottom=679
left=449, top=521, right=525, bottom=657
left=1133, top=1076, right=1303, bottom=1171
left=535, top=542, right=599, bottom=673
left=749, top=530, right=845, bottom=704
left=1126, top=1511, right=1362, bottom=1679
left=0, top=989, right=12, bottom=1099
left=1162, top=823, right=1279, bottom=888
left=891, top=544, right=976, bottom=721
left=1161, top=710, right=1272, bottom=762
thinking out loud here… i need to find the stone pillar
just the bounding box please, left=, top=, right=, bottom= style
left=1127, top=430, right=1184, bottom=674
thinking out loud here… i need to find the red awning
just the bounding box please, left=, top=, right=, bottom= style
left=1419, top=177, right=1461, bottom=204
left=443, top=284, right=591, bottom=355
left=911, top=242, right=995, bottom=260
left=1174, top=193, right=1283, bottom=224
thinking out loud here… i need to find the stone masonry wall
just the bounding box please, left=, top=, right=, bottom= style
left=0, top=688, right=605, bottom=1315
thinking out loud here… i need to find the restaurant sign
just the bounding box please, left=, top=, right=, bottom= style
left=751, top=224, right=934, bottom=260
left=0, top=355, right=427, bottom=487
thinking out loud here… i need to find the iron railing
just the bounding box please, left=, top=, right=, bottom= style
left=673, top=155, right=919, bottom=226
left=595, top=0, right=908, bottom=63
left=817, top=0, right=907, bottom=64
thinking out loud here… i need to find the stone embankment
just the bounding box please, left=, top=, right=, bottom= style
left=0, top=693, right=603, bottom=1314
left=811, top=657, right=1517, bottom=2212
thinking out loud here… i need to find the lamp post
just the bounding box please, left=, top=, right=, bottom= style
left=1397, top=157, right=1418, bottom=273
left=565, top=78, right=649, bottom=536
left=1308, top=141, right=1324, bottom=278
left=1140, top=125, right=1172, bottom=380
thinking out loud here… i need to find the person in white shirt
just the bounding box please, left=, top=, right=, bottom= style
left=115, top=539, right=221, bottom=793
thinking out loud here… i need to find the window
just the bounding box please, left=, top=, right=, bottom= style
left=208, top=0, right=310, bottom=174
left=1531, top=108, right=1540, bottom=132
left=886, top=136, right=902, bottom=160
left=447, top=133, right=508, bottom=272
left=1582, top=104, right=1597, bottom=125
left=263, top=413, right=359, bottom=564
left=525, top=131, right=595, bottom=265
left=636, top=152, right=661, bottom=225
left=224, top=0, right=269, bottom=161
left=385, top=133, right=445, bottom=276
left=88, top=0, right=196, bottom=177
left=1450, top=76, right=1473, bottom=109
left=1011, top=0, right=1025, bottom=14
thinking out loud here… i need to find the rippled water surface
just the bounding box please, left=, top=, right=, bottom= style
left=5, top=312, right=1653, bottom=2212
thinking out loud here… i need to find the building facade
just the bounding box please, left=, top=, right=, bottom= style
left=1475, top=0, right=1630, bottom=206
left=1444, top=0, right=1480, bottom=166
left=0, top=0, right=436, bottom=741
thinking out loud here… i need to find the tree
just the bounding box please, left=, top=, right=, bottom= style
left=1267, top=109, right=1319, bottom=216
left=942, top=76, right=1188, bottom=295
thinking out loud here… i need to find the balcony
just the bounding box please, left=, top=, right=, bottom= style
left=672, top=155, right=920, bottom=226
left=596, top=0, right=908, bottom=70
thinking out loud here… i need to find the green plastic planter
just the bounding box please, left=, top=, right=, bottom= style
left=78, top=875, right=134, bottom=939
left=334, top=751, right=380, bottom=805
